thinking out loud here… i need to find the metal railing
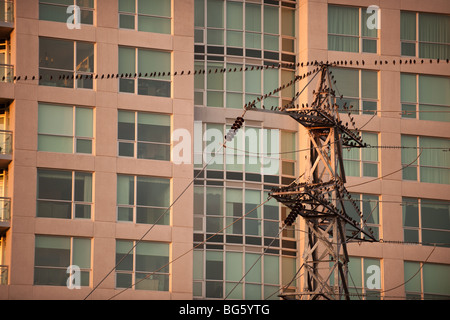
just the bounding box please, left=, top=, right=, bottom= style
left=0, top=130, right=12, bottom=155
left=0, top=1, right=14, bottom=24
left=0, top=197, right=10, bottom=223
left=0, top=265, right=7, bottom=285
left=0, top=64, right=13, bottom=83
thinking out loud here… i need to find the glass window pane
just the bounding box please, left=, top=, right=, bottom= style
left=401, top=11, right=416, bottom=41
left=35, top=235, right=70, bottom=268
left=75, top=107, right=93, bottom=138
left=136, top=241, right=169, bottom=273
left=38, top=103, right=73, bottom=136
left=328, top=5, right=358, bottom=36
left=116, top=240, right=134, bottom=271
left=138, top=0, right=171, bottom=17
left=137, top=113, right=170, bottom=143
left=39, top=4, right=69, bottom=23
left=227, top=1, right=243, bottom=30
left=361, top=70, right=377, bottom=99
left=281, top=8, right=295, bottom=37
left=38, top=169, right=72, bottom=201
left=206, top=251, right=223, bottom=280
left=404, top=261, right=421, bottom=293
left=402, top=198, right=419, bottom=228
left=138, top=49, right=171, bottom=81
left=226, top=251, right=242, bottom=281
left=118, top=110, right=135, bottom=140
left=119, top=46, right=135, bottom=75
left=207, top=0, right=224, bottom=28
left=40, top=38, right=74, bottom=71
left=419, top=74, right=450, bottom=106
left=194, top=0, right=204, bottom=27
left=245, top=67, right=261, bottom=94
left=76, top=42, right=94, bottom=73
left=423, top=263, right=450, bottom=296
left=74, top=172, right=92, bottom=202
left=117, top=174, right=134, bottom=205
left=38, top=135, right=73, bottom=154
left=264, top=6, right=279, bottom=34
left=73, top=238, right=91, bottom=269
left=246, top=3, right=261, bottom=32
left=264, top=255, right=279, bottom=285
left=226, top=63, right=242, bottom=92
left=421, top=200, right=450, bottom=230
left=206, top=187, right=223, bottom=216
left=330, top=67, right=359, bottom=98
left=401, top=73, right=417, bottom=103
left=138, top=15, right=171, bottom=34
left=245, top=253, right=261, bottom=283
left=119, top=0, right=135, bottom=13
left=136, top=177, right=170, bottom=208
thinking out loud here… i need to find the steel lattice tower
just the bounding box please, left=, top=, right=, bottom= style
left=246, top=63, right=377, bottom=300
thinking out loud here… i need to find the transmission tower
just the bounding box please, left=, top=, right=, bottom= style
left=246, top=63, right=377, bottom=300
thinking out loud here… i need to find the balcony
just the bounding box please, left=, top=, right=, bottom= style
left=0, top=1, right=13, bottom=38
left=0, top=265, right=7, bottom=285
left=0, top=130, right=11, bottom=167
left=0, top=197, right=10, bottom=236
left=0, top=64, right=12, bottom=83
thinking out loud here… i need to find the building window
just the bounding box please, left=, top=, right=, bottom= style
left=401, top=135, right=450, bottom=184
left=34, top=235, right=91, bottom=286
left=118, top=110, right=171, bottom=161
left=39, top=37, right=94, bottom=89
left=39, top=0, right=94, bottom=25
left=118, top=46, right=171, bottom=97
left=119, top=0, right=171, bottom=34
left=401, top=11, right=450, bottom=59
left=117, top=175, right=170, bottom=225
left=194, top=0, right=296, bottom=109
left=328, top=5, right=378, bottom=54
left=404, top=261, right=450, bottom=299
left=343, top=132, right=378, bottom=177
left=342, top=193, right=380, bottom=240
left=37, top=169, right=93, bottom=219
left=347, top=257, right=381, bottom=300
left=403, top=198, right=450, bottom=247
left=115, top=240, right=170, bottom=291
left=38, top=103, right=94, bottom=154
left=330, top=67, right=378, bottom=115
left=401, top=73, right=450, bottom=122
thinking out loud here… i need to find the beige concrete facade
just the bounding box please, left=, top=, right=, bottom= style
left=0, top=0, right=448, bottom=300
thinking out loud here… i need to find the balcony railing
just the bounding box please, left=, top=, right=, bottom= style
left=0, top=197, right=10, bottom=223
left=0, top=130, right=12, bottom=155
left=0, top=1, right=14, bottom=24
left=0, top=265, right=7, bottom=285
left=0, top=64, right=13, bottom=83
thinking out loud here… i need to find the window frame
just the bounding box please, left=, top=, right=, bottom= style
left=343, top=132, right=379, bottom=178
left=118, top=0, right=172, bottom=34
left=39, top=37, right=95, bottom=89
left=115, top=239, right=170, bottom=291
left=401, top=135, right=450, bottom=184
left=116, top=174, right=171, bottom=225
left=118, top=46, right=172, bottom=98
left=36, top=169, right=93, bottom=220
left=400, top=11, right=450, bottom=59
left=328, top=5, right=379, bottom=54
left=38, top=103, right=94, bottom=154
left=402, top=197, right=450, bottom=247
left=400, top=73, right=450, bottom=122
left=34, top=235, right=92, bottom=287
left=39, top=0, right=95, bottom=25
left=117, top=110, right=171, bottom=161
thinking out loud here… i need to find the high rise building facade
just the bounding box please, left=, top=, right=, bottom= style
left=0, top=0, right=448, bottom=300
